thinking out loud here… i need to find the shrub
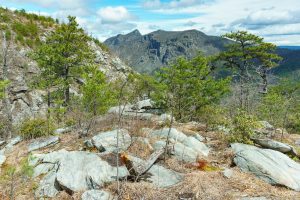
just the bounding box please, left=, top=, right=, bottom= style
left=228, top=110, right=259, bottom=144
left=20, top=156, right=34, bottom=178
left=20, top=118, right=54, bottom=140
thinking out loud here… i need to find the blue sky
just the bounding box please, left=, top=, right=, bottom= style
left=1, top=0, right=300, bottom=45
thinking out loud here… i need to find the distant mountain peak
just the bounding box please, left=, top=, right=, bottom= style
left=104, top=29, right=230, bottom=74
left=128, top=29, right=142, bottom=36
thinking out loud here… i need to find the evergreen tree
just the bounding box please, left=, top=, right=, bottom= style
left=33, top=16, right=95, bottom=107
left=157, top=54, right=230, bottom=121
left=81, top=66, right=116, bottom=116
left=219, top=31, right=282, bottom=110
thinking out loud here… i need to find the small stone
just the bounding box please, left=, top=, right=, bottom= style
left=223, top=168, right=233, bottom=178
left=84, top=139, right=94, bottom=148
left=81, top=190, right=112, bottom=200
left=0, top=155, right=6, bottom=167
left=54, top=127, right=72, bottom=134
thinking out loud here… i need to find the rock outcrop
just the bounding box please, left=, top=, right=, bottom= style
left=28, top=136, right=59, bottom=152
left=231, top=143, right=300, bottom=191
left=30, top=149, right=128, bottom=197
left=91, top=129, right=131, bottom=153
left=151, top=128, right=209, bottom=162
left=252, top=138, right=298, bottom=156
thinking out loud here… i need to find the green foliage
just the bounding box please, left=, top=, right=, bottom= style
left=219, top=31, right=282, bottom=110
left=20, top=156, right=34, bottom=178
left=20, top=118, right=55, bottom=140
left=156, top=54, right=230, bottom=121
left=228, top=110, right=259, bottom=144
left=12, top=21, right=38, bottom=38
left=126, top=73, right=164, bottom=103
left=93, top=38, right=110, bottom=52
left=258, top=79, right=300, bottom=133
left=0, top=80, right=9, bottom=99
left=81, top=66, right=116, bottom=115
left=33, top=16, right=95, bottom=106
left=197, top=105, right=229, bottom=129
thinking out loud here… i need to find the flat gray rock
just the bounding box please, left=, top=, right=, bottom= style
left=150, top=128, right=187, bottom=143
left=30, top=150, right=128, bottom=195
left=28, top=136, right=59, bottom=152
left=81, top=190, right=112, bottom=200
left=0, top=136, right=22, bottom=155
left=92, top=129, right=131, bottom=153
left=182, top=136, right=209, bottom=156
left=153, top=136, right=209, bottom=162
left=223, top=168, right=233, bottom=178
left=54, top=127, right=72, bottom=134
left=252, top=138, right=294, bottom=153
left=35, top=170, right=59, bottom=198
left=129, top=155, right=183, bottom=187
left=232, top=143, right=300, bottom=191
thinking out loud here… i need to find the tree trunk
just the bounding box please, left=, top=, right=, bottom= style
left=64, top=66, right=70, bottom=107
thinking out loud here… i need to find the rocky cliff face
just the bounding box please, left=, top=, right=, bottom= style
left=0, top=9, right=132, bottom=126
left=104, top=29, right=230, bottom=74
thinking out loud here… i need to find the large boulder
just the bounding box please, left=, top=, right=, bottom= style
left=28, top=136, right=59, bottom=152
left=231, top=143, right=300, bottom=191
left=81, top=190, right=112, bottom=200
left=128, top=155, right=183, bottom=187
left=153, top=135, right=209, bottom=162
left=254, top=121, right=275, bottom=136
left=30, top=150, right=128, bottom=197
left=92, top=129, right=131, bottom=153
left=252, top=138, right=298, bottom=156
left=133, top=99, right=153, bottom=110
left=150, top=128, right=187, bottom=143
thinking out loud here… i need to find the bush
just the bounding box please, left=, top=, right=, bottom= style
left=20, top=118, right=54, bottom=140
left=228, top=110, right=259, bottom=144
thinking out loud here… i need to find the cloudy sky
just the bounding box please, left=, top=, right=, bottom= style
left=1, top=0, right=300, bottom=45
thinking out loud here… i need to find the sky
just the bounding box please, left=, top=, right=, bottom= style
left=1, top=0, right=300, bottom=45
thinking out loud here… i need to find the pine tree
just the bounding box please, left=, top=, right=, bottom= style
left=33, top=16, right=95, bottom=107
left=157, top=54, right=230, bottom=121
left=219, top=31, right=282, bottom=110
left=81, top=66, right=116, bottom=116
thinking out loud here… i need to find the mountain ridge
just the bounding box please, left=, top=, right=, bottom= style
left=104, top=29, right=230, bottom=74
left=105, top=29, right=300, bottom=76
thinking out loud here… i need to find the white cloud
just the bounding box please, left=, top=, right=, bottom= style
left=97, top=6, right=136, bottom=24
left=8, top=0, right=86, bottom=9
left=143, top=0, right=207, bottom=9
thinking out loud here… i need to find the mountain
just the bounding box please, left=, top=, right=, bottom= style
left=279, top=46, right=300, bottom=50
left=104, top=29, right=230, bottom=74
left=105, top=29, right=300, bottom=76
left=0, top=8, right=132, bottom=125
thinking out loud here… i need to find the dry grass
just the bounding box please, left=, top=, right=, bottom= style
left=1, top=115, right=300, bottom=199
